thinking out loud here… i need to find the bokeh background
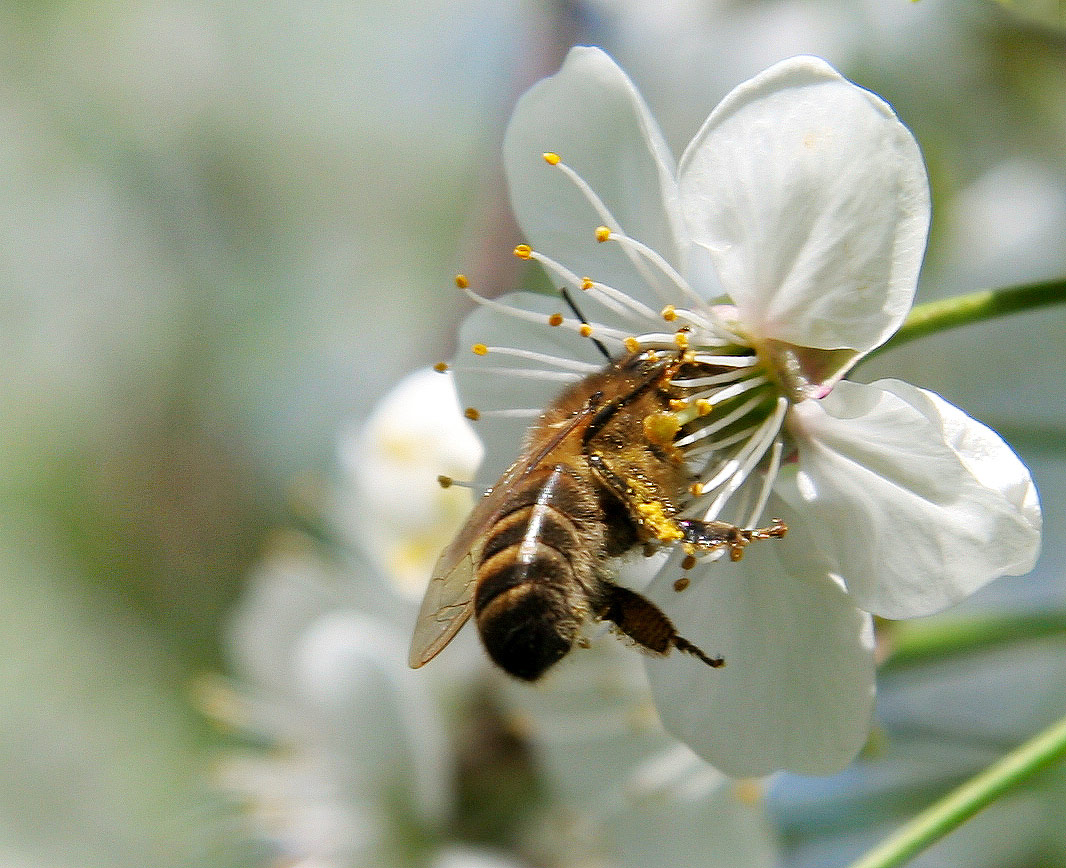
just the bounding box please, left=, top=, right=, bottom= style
left=2, top=1, right=1065, bottom=866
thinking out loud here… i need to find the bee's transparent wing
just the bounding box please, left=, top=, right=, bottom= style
left=407, top=547, right=477, bottom=668
left=407, top=463, right=521, bottom=669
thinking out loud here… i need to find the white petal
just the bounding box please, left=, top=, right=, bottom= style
left=643, top=514, right=876, bottom=777
left=787, top=379, right=1042, bottom=619
left=678, top=56, right=930, bottom=354
left=503, top=46, right=685, bottom=312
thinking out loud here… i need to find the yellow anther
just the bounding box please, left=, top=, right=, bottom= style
left=644, top=411, right=681, bottom=445
left=471, top=343, right=488, bottom=356
left=548, top=313, right=564, bottom=327
left=580, top=277, right=594, bottom=290
left=695, top=398, right=713, bottom=416
left=674, top=331, right=690, bottom=350
left=433, top=361, right=449, bottom=373
left=542, top=152, right=561, bottom=165
left=673, top=576, right=690, bottom=593
left=454, top=274, right=469, bottom=289
left=669, top=399, right=688, bottom=411
left=464, top=407, right=480, bottom=421
left=661, top=304, right=677, bottom=322
left=681, top=554, right=697, bottom=571
left=513, top=244, right=533, bottom=260
left=624, top=336, right=641, bottom=354
left=594, top=226, right=611, bottom=243
left=689, top=482, right=702, bottom=497
left=437, top=475, right=454, bottom=489
left=579, top=324, right=593, bottom=338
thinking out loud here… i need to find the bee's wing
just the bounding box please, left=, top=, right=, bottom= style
left=407, top=458, right=524, bottom=668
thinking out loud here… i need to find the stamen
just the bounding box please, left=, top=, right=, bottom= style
left=543, top=154, right=693, bottom=307
left=433, top=362, right=449, bottom=373
left=672, top=368, right=753, bottom=389
left=465, top=345, right=600, bottom=374
left=685, top=374, right=769, bottom=406
left=663, top=305, right=716, bottom=331
left=674, top=392, right=769, bottom=449
left=476, top=408, right=543, bottom=419
left=744, top=436, right=784, bottom=529
left=690, top=352, right=760, bottom=368
left=523, top=248, right=652, bottom=324
left=683, top=419, right=767, bottom=460
left=581, top=277, right=659, bottom=321
left=700, top=398, right=788, bottom=523
left=602, top=230, right=708, bottom=310
left=437, top=475, right=481, bottom=490
left=458, top=281, right=631, bottom=345
left=452, top=366, right=583, bottom=383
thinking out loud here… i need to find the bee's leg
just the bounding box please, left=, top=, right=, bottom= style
left=587, top=452, right=683, bottom=544
left=676, top=517, right=787, bottom=561
left=598, top=582, right=724, bottom=668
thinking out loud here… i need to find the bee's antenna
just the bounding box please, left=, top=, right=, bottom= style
left=560, top=286, right=612, bottom=362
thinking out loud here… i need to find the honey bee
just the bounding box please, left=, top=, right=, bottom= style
left=408, top=348, right=785, bottom=681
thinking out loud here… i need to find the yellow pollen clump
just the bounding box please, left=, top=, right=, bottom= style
left=624, top=336, right=641, bottom=354
left=542, top=152, right=561, bottom=165
left=471, top=343, right=488, bottom=356
left=674, top=331, right=690, bottom=350
left=513, top=244, right=533, bottom=260
left=661, top=304, right=677, bottom=322
left=454, top=274, right=469, bottom=289
left=580, top=277, right=594, bottom=290
left=437, top=475, right=454, bottom=489
left=580, top=324, right=593, bottom=337
left=673, top=576, right=690, bottom=593
left=594, top=226, right=611, bottom=243
left=433, top=361, right=448, bottom=373
left=464, top=407, right=480, bottom=421
left=548, top=313, right=564, bottom=327
left=644, top=411, right=681, bottom=445
left=669, top=399, right=688, bottom=411
left=696, top=398, right=713, bottom=416
left=681, top=554, right=697, bottom=571
left=689, top=482, right=702, bottom=497
left=636, top=501, right=684, bottom=543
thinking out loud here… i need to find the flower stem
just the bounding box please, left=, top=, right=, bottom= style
left=879, top=610, right=1066, bottom=671
left=845, top=712, right=1066, bottom=868
left=870, top=276, right=1066, bottom=359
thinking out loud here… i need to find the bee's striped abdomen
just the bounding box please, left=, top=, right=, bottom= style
left=473, top=462, right=603, bottom=680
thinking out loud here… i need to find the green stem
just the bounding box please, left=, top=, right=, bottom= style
left=845, top=712, right=1066, bottom=868
left=870, top=276, right=1066, bottom=359
left=880, top=611, right=1066, bottom=671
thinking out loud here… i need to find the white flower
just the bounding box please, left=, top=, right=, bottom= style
left=338, top=367, right=483, bottom=600
left=216, top=542, right=456, bottom=868
left=448, top=47, right=1042, bottom=776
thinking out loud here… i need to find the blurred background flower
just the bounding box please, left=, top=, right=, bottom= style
left=1, top=1, right=1064, bottom=866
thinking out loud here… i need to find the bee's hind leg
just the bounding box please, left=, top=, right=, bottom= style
left=597, top=582, right=724, bottom=669
left=675, top=517, right=787, bottom=561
